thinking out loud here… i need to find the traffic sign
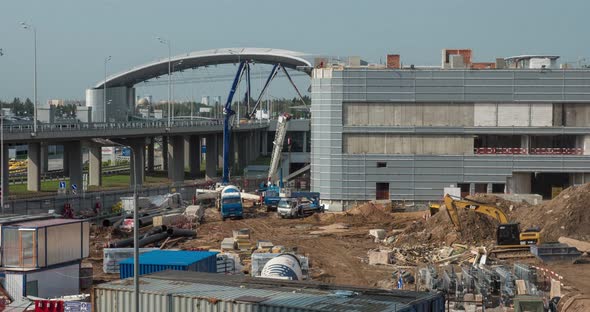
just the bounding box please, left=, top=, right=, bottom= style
left=59, top=181, right=66, bottom=189
left=71, top=184, right=77, bottom=190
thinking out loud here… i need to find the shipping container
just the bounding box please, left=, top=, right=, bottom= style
left=103, top=248, right=159, bottom=273
left=118, top=250, right=217, bottom=279
left=3, top=261, right=80, bottom=302
left=94, top=271, right=445, bottom=312
left=1, top=219, right=89, bottom=269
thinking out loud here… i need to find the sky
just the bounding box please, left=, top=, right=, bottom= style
left=0, top=0, right=589, bottom=104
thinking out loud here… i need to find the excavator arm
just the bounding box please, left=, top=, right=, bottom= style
left=442, top=194, right=510, bottom=231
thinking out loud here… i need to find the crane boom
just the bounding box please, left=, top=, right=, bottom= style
left=222, top=61, right=246, bottom=184
left=267, top=113, right=292, bottom=185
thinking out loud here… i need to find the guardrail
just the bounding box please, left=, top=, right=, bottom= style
left=474, top=147, right=584, bottom=155
left=2, top=119, right=270, bottom=133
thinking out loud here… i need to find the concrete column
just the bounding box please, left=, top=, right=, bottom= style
left=487, top=183, right=493, bottom=194
left=303, top=131, right=308, bottom=153
left=130, top=140, right=145, bottom=186
left=583, top=135, right=590, bottom=155
left=187, top=136, right=200, bottom=177
left=206, top=135, right=217, bottom=180
left=184, top=137, right=190, bottom=171
left=88, top=145, right=102, bottom=186
left=62, top=146, right=70, bottom=176
left=27, top=143, right=41, bottom=192
left=65, top=141, right=83, bottom=191
left=521, top=135, right=530, bottom=152
left=2, top=144, right=9, bottom=201
left=167, top=136, right=185, bottom=183
left=147, top=137, right=155, bottom=173
left=162, top=136, right=169, bottom=171
left=40, top=143, right=49, bottom=174
left=217, top=134, right=223, bottom=170
left=510, top=172, right=532, bottom=194
left=232, top=133, right=240, bottom=172
left=262, top=130, right=268, bottom=156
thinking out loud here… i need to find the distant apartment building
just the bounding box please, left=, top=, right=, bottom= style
left=311, top=49, right=590, bottom=211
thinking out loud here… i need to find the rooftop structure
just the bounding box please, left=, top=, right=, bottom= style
left=93, top=270, right=445, bottom=312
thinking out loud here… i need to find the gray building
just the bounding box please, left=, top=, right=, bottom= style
left=311, top=53, right=590, bottom=211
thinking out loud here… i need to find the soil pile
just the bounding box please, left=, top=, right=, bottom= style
left=397, top=206, right=499, bottom=245
left=514, top=183, right=590, bottom=242
left=466, top=194, right=529, bottom=215
left=306, top=202, right=393, bottom=225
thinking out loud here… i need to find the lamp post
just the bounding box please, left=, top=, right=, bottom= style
left=104, top=56, right=111, bottom=123
left=1, top=48, right=4, bottom=213
left=20, top=22, right=37, bottom=133
left=156, top=37, right=171, bottom=127
left=171, top=60, right=183, bottom=119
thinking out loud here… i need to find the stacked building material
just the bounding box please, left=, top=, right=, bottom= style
left=233, top=228, right=252, bottom=250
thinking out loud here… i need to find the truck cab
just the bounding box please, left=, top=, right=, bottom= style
left=277, top=193, right=324, bottom=218
left=220, top=185, right=243, bottom=221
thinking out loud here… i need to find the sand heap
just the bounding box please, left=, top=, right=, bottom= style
left=514, top=183, right=590, bottom=242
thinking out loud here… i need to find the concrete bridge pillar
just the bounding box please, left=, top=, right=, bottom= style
left=147, top=137, right=155, bottom=173
left=216, top=134, right=223, bottom=170
left=27, top=142, right=42, bottom=192
left=167, top=136, right=185, bottom=184
left=232, top=133, right=240, bottom=174
left=186, top=136, right=201, bottom=178
left=62, top=146, right=70, bottom=176
left=2, top=144, right=9, bottom=201
left=64, top=141, right=83, bottom=191
left=88, top=144, right=102, bottom=186
left=40, top=143, right=49, bottom=174
left=262, top=130, right=268, bottom=156
left=129, top=140, right=145, bottom=187
left=205, top=135, right=217, bottom=180
left=162, top=136, right=169, bottom=171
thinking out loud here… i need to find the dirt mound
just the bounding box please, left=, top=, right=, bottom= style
left=397, top=206, right=501, bottom=246
left=466, top=194, right=529, bottom=216
left=514, top=183, right=590, bottom=242
left=304, top=202, right=393, bottom=226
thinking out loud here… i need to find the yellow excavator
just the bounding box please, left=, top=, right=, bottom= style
left=430, top=194, right=541, bottom=246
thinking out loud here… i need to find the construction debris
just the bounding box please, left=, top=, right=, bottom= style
left=558, top=236, right=590, bottom=253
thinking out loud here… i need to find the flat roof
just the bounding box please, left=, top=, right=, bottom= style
left=504, top=55, right=560, bottom=60
left=7, top=218, right=85, bottom=228
left=119, top=250, right=218, bottom=266
left=95, top=271, right=443, bottom=311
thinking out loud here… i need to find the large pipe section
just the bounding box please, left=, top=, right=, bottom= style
left=261, top=253, right=303, bottom=281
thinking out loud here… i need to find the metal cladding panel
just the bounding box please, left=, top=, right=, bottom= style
left=2, top=228, right=19, bottom=267
left=38, top=228, right=46, bottom=267
left=94, top=289, right=171, bottom=312
left=120, top=263, right=188, bottom=279
left=46, top=222, right=84, bottom=266
left=4, top=272, right=24, bottom=303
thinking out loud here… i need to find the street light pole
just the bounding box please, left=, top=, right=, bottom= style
left=1, top=49, right=4, bottom=213
left=20, top=22, right=37, bottom=133
left=131, top=146, right=139, bottom=312
left=104, top=56, right=111, bottom=123
left=172, top=60, right=183, bottom=118
left=157, top=37, right=172, bottom=128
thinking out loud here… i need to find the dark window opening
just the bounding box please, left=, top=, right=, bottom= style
left=457, top=183, right=470, bottom=198
left=377, top=162, right=387, bottom=168
left=531, top=172, right=570, bottom=200
left=492, top=183, right=505, bottom=193
left=376, top=183, right=389, bottom=200
left=474, top=183, right=487, bottom=194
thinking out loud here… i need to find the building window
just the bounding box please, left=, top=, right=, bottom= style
left=376, top=162, right=387, bottom=168
left=376, top=183, right=389, bottom=200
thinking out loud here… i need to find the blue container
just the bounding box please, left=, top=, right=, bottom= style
left=119, top=250, right=218, bottom=279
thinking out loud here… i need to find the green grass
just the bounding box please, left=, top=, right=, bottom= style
left=9, top=174, right=172, bottom=197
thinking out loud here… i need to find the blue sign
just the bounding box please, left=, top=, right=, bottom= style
left=122, top=147, right=131, bottom=157
left=59, top=181, right=66, bottom=189
left=71, top=184, right=78, bottom=190
left=201, top=145, right=206, bottom=153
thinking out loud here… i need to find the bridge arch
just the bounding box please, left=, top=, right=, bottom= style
left=86, top=48, right=311, bottom=122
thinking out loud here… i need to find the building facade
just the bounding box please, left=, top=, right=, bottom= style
left=311, top=54, right=590, bottom=211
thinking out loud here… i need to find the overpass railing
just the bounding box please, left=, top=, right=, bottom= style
left=3, top=119, right=269, bottom=133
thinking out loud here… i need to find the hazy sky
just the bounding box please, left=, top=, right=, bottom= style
left=1, top=0, right=588, bottom=104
